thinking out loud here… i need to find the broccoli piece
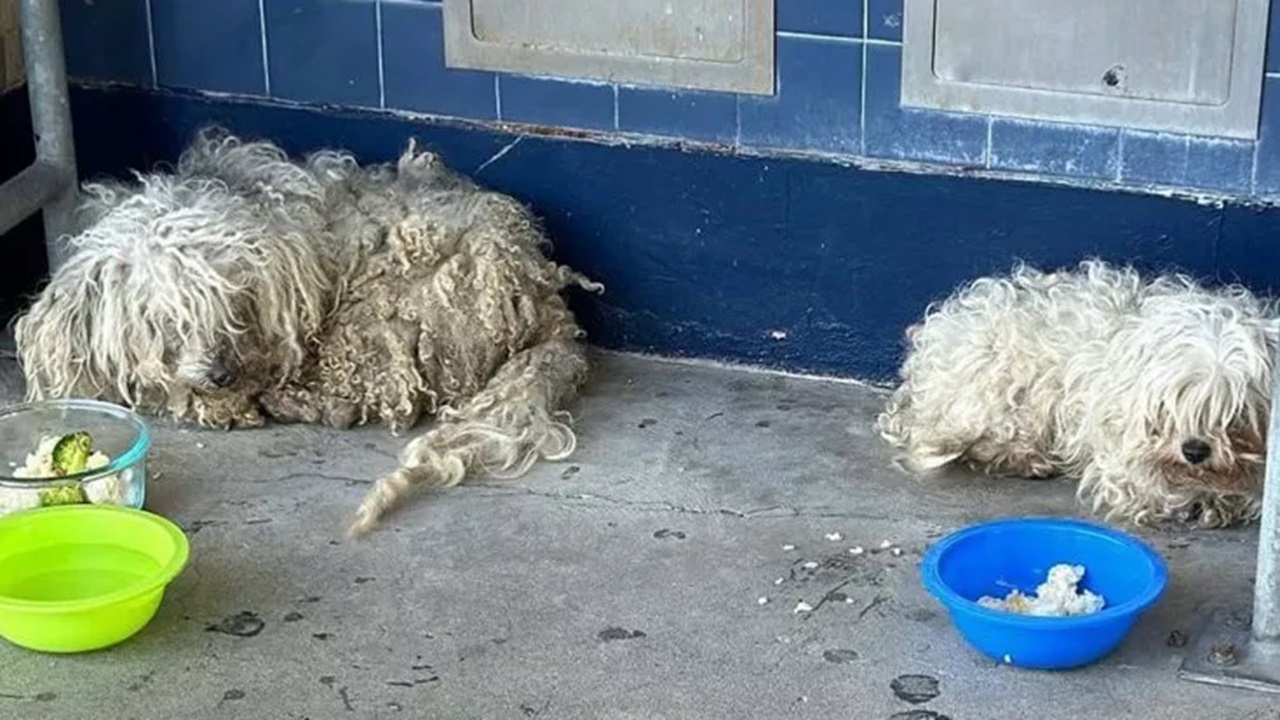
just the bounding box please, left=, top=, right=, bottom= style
left=39, top=484, right=87, bottom=506
left=51, top=431, right=93, bottom=476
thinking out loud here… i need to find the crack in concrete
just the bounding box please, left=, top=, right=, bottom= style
left=803, top=577, right=860, bottom=618
left=856, top=594, right=888, bottom=621
left=236, top=472, right=374, bottom=486
left=466, top=484, right=893, bottom=521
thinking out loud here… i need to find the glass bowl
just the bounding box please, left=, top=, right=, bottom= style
left=0, top=399, right=150, bottom=517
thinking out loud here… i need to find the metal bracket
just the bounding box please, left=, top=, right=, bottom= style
left=1178, top=609, right=1280, bottom=694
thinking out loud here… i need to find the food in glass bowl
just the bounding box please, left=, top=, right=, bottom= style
left=0, top=400, right=149, bottom=516
left=9, top=431, right=131, bottom=508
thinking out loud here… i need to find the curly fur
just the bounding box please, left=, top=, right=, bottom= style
left=876, top=259, right=1277, bottom=528
left=14, top=128, right=603, bottom=534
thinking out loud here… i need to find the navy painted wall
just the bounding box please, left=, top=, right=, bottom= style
left=6, top=85, right=1277, bottom=383
left=42, top=0, right=1280, bottom=202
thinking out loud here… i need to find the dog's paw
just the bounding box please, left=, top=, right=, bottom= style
left=259, top=387, right=323, bottom=424
left=323, top=400, right=359, bottom=430
left=234, top=409, right=267, bottom=429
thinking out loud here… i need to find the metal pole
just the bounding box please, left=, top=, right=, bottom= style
left=1253, top=340, right=1280, bottom=642
left=18, top=0, right=77, bottom=271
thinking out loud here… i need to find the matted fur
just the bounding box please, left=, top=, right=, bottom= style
left=14, top=128, right=603, bottom=534
left=876, top=259, right=1277, bottom=528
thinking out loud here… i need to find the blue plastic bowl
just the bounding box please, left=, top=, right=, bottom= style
left=921, top=517, right=1168, bottom=670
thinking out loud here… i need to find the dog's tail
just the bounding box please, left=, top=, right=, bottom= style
left=347, top=335, right=589, bottom=535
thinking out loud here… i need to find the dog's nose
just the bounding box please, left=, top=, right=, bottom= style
left=207, top=367, right=234, bottom=388
left=1181, top=439, right=1212, bottom=465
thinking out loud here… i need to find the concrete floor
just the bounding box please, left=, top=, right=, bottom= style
left=0, top=351, right=1276, bottom=719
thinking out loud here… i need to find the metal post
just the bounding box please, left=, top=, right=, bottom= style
left=1178, top=339, right=1280, bottom=693
left=1253, top=352, right=1280, bottom=643
left=0, top=0, right=77, bottom=271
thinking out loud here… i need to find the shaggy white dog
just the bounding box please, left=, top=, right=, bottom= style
left=876, top=259, right=1277, bottom=528
left=13, top=128, right=602, bottom=534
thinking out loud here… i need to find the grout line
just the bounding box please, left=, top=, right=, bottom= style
left=1114, top=130, right=1125, bottom=182
left=1251, top=130, right=1261, bottom=196
left=374, top=0, right=386, bottom=109
left=143, top=0, right=157, bottom=87
left=1181, top=135, right=1191, bottom=183
left=612, top=84, right=619, bottom=131
left=1267, top=72, right=1280, bottom=79
left=1116, top=130, right=1126, bottom=183
left=734, top=93, right=742, bottom=146
left=258, top=0, right=272, bottom=96
left=1116, top=131, right=1126, bottom=181
left=984, top=116, right=993, bottom=169
left=494, top=75, right=502, bottom=120
left=859, top=0, right=868, bottom=155
left=1256, top=76, right=1277, bottom=196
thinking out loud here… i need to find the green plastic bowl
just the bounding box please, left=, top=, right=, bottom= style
left=0, top=504, right=189, bottom=653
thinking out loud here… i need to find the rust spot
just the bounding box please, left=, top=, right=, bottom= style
left=497, top=122, right=597, bottom=141
left=1209, top=641, right=1238, bottom=666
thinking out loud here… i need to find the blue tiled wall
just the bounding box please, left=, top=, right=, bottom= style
left=47, top=0, right=1280, bottom=201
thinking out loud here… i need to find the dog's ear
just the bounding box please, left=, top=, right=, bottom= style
left=12, top=276, right=102, bottom=401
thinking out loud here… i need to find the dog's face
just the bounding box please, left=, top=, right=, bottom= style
left=1152, top=412, right=1266, bottom=496
left=1113, top=293, right=1276, bottom=499
left=15, top=178, right=334, bottom=410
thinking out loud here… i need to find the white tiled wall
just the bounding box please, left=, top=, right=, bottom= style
left=0, top=0, right=22, bottom=92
